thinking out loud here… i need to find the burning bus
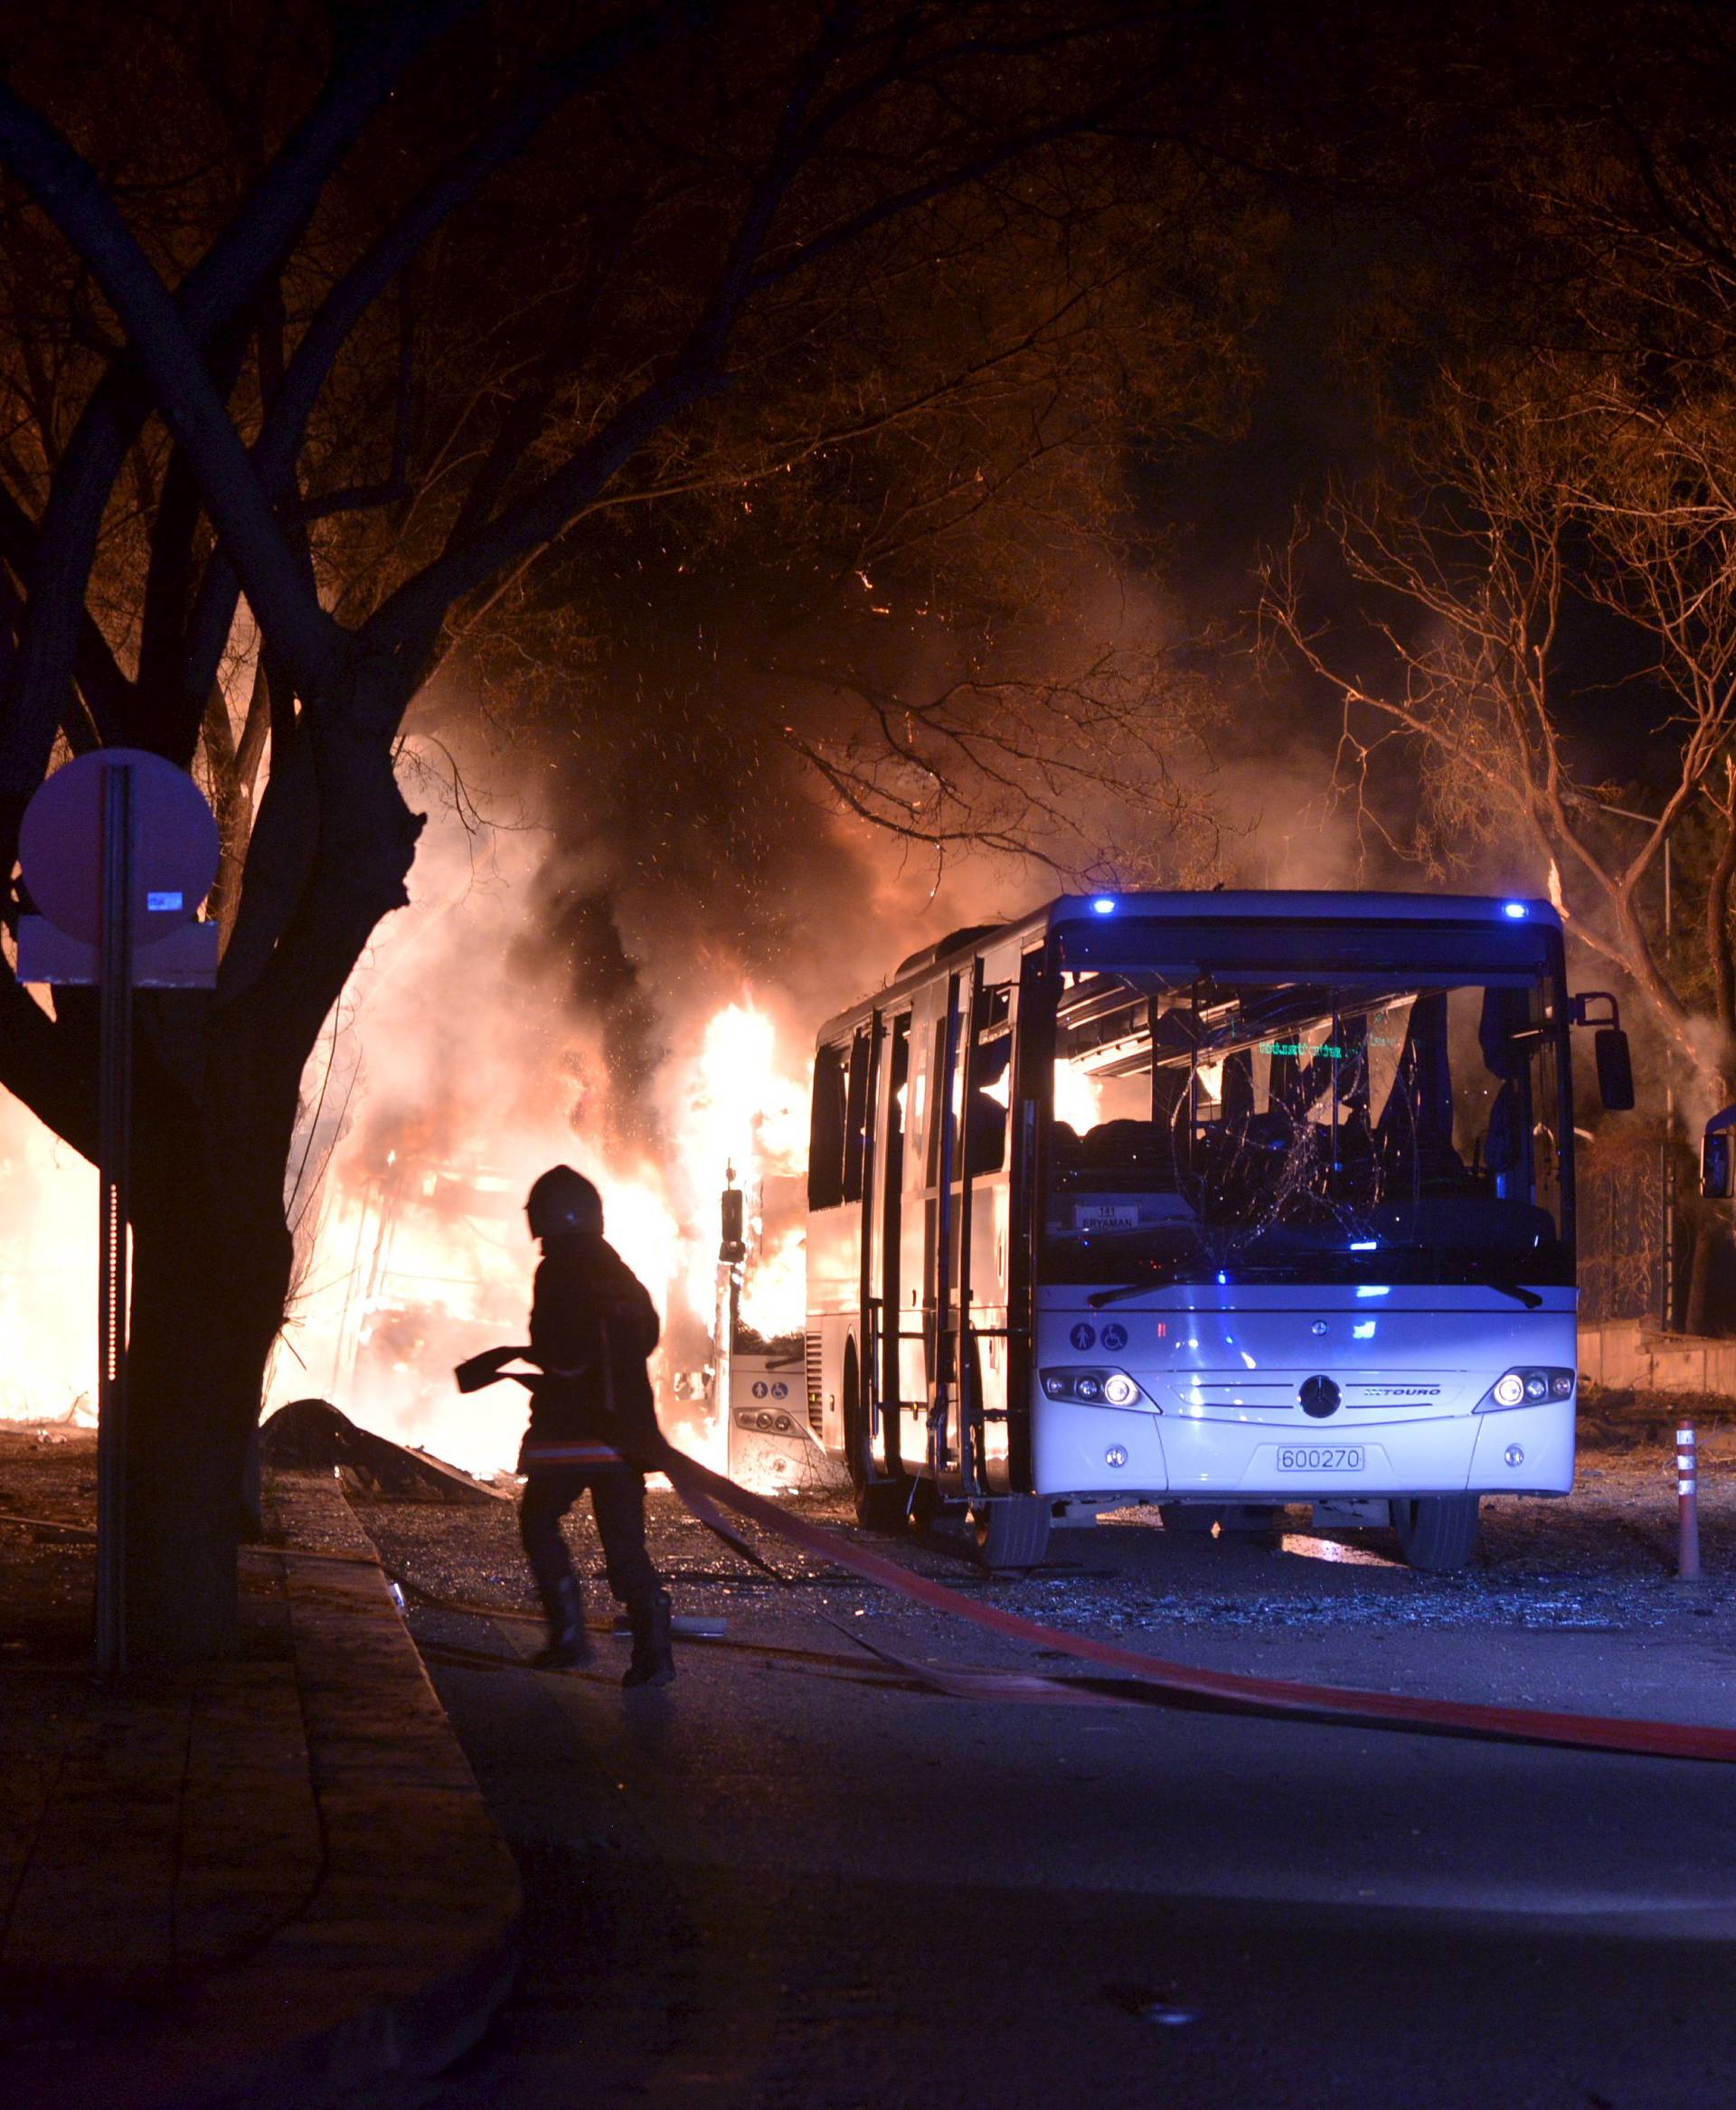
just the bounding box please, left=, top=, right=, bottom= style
left=803, top=891, right=1634, bottom=1571
left=705, top=1170, right=842, bottom=1493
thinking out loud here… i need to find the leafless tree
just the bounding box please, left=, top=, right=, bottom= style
left=0, top=0, right=1266, bottom=1653
left=1262, top=361, right=1736, bottom=1322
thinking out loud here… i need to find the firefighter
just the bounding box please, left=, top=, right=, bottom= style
left=516, top=1164, right=675, bottom=1688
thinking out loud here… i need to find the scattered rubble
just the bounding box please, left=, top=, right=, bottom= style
left=259, top=1399, right=507, bottom=1505
left=5, top=1388, right=1732, bottom=1677
left=360, top=1404, right=1736, bottom=1660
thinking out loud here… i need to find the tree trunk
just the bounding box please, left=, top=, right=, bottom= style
left=113, top=675, right=420, bottom=1661
left=122, top=1059, right=297, bottom=1661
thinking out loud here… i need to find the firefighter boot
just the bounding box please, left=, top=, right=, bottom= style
left=533, top=1574, right=590, bottom=1669
left=622, top=1589, right=675, bottom=1688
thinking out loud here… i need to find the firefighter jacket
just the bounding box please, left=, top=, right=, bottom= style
left=520, top=1233, right=663, bottom=1473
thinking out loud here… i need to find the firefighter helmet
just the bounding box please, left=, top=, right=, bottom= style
left=525, top=1164, right=603, bottom=1239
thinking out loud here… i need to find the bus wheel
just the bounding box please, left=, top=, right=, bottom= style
left=972, top=1496, right=1051, bottom=1571
left=1391, top=1494, right=1480, bottom=1574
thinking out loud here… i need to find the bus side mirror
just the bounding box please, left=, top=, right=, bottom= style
left=1703, top=1107, right=1736, bottom=1201
left=1570, top=993, right=1635, bottom=1112
left=720, top=1184, right=747, bottom=1262
left=1594, top=1029, right=1634, bottom=1113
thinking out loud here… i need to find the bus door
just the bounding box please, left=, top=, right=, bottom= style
left=958, top=957, right=1017, bottom=1493
left=922, top=971, right=965, bottom=1481
left=899, top=985, right=947, bottom=1468
left=1002, top=940, right=1057, bottom=1495
left=923, top=956, right=1020, bottom=1493
left=866, top=1011, right=911, bottom=1482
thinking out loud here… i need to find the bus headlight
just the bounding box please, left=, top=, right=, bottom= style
left=1477, top=1367, right=1574, bottom=1412
left=1041, top=1367, right=1154, bottom=1410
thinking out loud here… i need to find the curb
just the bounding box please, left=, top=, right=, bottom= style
left=10, top=1475, right=521, bottom=2109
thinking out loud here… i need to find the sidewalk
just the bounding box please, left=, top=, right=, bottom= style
left=0, top=1440, right=520, bottom=2108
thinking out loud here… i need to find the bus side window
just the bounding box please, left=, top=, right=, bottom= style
left=925, top=1011, right=953, bottom=1186
left=842, top=1027, right=873, bottom=1202
left=808, top=1041, right=848, bottom=1210
left=967, top=1035, right=1011, bottom=1174
left=964, top=982, right=1012, bottom=1177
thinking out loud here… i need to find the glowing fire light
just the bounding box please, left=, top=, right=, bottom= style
left=737, top=1225, right=807, bottom=1338
left=1052, top=1059, right=1101, bottom=1135
left=0, top=800, right=816, bottom=1483
left=677, top=1001, right=809, bottom=1329
left=0, top=1100, right=97, bottom=1426
left=264, top=987, right=813, bottom=1477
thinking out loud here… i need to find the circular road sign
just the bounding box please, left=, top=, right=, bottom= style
left=18, top=748, right=220, bottom=947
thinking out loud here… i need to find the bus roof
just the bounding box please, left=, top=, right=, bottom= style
left=816, top=890, right=1561, bottom=1042
left=1048, top=889, right=1561, bottom=928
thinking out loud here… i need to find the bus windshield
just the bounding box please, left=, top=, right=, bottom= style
left=1042, top=918, right=1571, bottom=1290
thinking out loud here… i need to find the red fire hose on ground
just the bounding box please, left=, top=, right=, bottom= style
left=655, top=1455, right=1736, bottom=1764
left=454, top=1348, right=1736, bottom=1765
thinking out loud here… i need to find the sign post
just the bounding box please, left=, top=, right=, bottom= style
left=96, top=763, right=136, bottom=1672
left=17, top=748, right=220, bottom=1675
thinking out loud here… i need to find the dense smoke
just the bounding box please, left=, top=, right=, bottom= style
left=2, top=556, right=1649, bottom=1465
left=247, top=710, right=1042, bottom=1474
left=0, top=608, right=1377, bottom=1465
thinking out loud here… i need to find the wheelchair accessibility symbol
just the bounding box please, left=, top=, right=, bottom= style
left=771, top=1381, right=788, bottom=1399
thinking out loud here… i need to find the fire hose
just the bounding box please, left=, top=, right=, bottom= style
left=453, top=1348, right=1736, bottom=1764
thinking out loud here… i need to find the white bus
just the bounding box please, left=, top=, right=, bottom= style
left=803, top=891, right=1633, bottom=1571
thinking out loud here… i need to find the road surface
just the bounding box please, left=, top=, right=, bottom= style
left=354, top=1474, right=1736, bottom=2110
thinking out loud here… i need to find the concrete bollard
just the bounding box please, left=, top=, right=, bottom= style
left=1676, top=1423, right=1703, bottom=1582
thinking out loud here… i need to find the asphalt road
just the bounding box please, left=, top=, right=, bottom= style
left=349, top=1474, right=1736, bottom=2110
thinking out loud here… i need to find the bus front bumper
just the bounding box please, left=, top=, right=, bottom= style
left=1031, top=1398, right=1574, bottom=1501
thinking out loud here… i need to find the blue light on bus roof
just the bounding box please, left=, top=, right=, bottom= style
left=1349, top=1239, right=1378, bottom=1251
left=1091, top=895, right=1118, bottom=915
left=1355, top=1284, right=1391, bottom=1298
left=1502, top=900, right=1528, bottom=918
left=1216, top=1270, right=1228, bottom=1286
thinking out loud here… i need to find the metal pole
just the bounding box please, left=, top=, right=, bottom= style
left=714, top=1170, right=743, bottom=1474
left=95, top=763, right=134, bottom=1675
left=1675, top=1421, right=1702, bottom=1581
left=712, top=1259, right=734, bottom=1474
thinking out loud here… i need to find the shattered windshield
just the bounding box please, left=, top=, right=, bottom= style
left=1041, top=918, right=1571, bottom=1289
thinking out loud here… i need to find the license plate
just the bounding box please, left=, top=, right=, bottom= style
left=1277, top=1446, right=1364, bottom=1472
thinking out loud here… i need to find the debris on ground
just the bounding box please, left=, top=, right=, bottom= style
left=259, top=1399, right=506, bottom=1504
left=5, top=1392, right=1732, bottom=1683
left=357, top=1409, right=1736, bottom=1663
